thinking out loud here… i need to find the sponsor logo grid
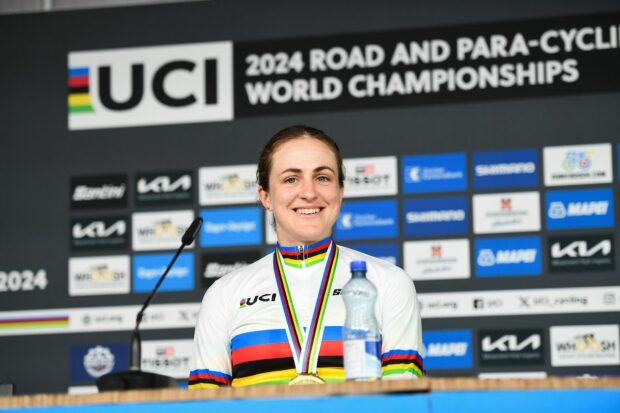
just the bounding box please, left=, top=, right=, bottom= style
left=54, top=140, right=616, bottom=381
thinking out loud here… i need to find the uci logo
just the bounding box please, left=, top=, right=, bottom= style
left=68, top=41, right=233, bottom=130
left=240, top=293, right=277, bottom=308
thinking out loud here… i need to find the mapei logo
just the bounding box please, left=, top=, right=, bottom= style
left=473, top=148, right=538, bottom=190
left=239, top=293, right=277, bottom=308
left=475, top=236, right=541, bottom=277
left=403, top=196, right=468, bottom=237
left=545, top=188, right=614, bottom=230
left=68, top=41, right=233, bottom=130
left=549, top=234, right=614, bottom=272
left=422, top=330, right=473, bottom=370
left=402, top=153, right=467, bottom=193
left=199, top=165, right=258, bottom=206
left=71, top=216, right=128, bottom=251
left=343, top=156, right=398, bottom=198
left=71, top=175, right=128, bottom=209
left=136, top=171, right=193, bottom=205
left=544, top=143, right=612, bottom=186
left=479, top=329, right=544, bottom=366
left=335, top=200, right=397, bottom=240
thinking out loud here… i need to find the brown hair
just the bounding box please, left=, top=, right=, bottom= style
left=257, top=125, right=345, bottom=192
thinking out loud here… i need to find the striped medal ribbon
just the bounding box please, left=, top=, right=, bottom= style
left=273, top=242, right=339, bottom=383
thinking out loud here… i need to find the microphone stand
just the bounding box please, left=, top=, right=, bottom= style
left=96, top=218, right=202, bottom=391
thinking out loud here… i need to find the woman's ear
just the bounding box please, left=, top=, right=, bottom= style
left=258, top=186, right=272, bottom=211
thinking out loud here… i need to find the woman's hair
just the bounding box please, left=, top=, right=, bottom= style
left=256, top=125, right=345, bottom=192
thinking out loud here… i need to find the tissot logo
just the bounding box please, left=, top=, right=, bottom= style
left=549, top=234, right=614, bottom=272
left=136, top=171, right=193, bottom=205
left=70, top=175, right=128, bottom=209
left=240, top=293, right=277, bottom=308
left=479, top=329, right=544, bottom=366
left=68, top=41, right=233, bottom=130
left=71, top=216, right=128, bottom=251
left=343, top=156, right=398, bottom=198
left=141, top=339, right=193, bottom=379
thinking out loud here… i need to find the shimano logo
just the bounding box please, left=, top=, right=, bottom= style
left=73, top=220, right=126, bottom=239
left=426, top=342, right=468, bottom=357
left=406, top=209, right=465, bottom=223
left=477, top=249, right=537, bottom=266
left=482, top=334, right=541, bottom=352
left=204, top=262, right=248, bottom=278
left=72, top=184, right=126, bottom=201
left=551, top=240, right=611, bottom=258
left=475, top=162, right=536, bottom=176
left=138, top=175, right=191, bottom=194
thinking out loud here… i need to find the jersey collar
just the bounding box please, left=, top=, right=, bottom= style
left=276, top=236, right=333, bottom=268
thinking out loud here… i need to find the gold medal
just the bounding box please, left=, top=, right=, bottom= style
left=288, top=373, right=326, bottom=386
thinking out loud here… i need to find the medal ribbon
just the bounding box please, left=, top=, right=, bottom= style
left=273, top=242, right=339, bottom=374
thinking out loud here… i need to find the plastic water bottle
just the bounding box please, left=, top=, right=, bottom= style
left=342, top=260, right=381, bottom=381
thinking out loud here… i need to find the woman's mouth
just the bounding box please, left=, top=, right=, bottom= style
left=295, top=208, right=321, bottom=215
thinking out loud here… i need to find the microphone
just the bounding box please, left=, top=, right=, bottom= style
left=96, top=217, right=203, bottom=391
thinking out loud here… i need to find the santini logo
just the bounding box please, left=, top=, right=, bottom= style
left=72, top=184, right=126, bottom=201
left=477, top=249, right=537, bottom=266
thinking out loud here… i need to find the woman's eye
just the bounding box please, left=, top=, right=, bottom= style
left=317, top=175, right=330, bottom=182
left=285, top=177, right=297, bottom=184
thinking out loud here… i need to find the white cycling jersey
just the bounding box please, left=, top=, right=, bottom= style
left=189, top=237, right=423, bottom=388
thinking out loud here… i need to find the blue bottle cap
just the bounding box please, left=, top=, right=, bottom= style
left=350, top=260, right=367, bottom=272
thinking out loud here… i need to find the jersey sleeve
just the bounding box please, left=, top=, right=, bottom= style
left=378, top=268, right=424, bottom=379
left=188, top=280, right=233, bottom=388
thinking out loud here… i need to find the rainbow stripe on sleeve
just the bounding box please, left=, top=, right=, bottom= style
left=381, top=349, right=424, bottom=378
left=188, top=368, right=232, bottom=389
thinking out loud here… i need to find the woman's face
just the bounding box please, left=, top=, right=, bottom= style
left=259, top=136, right=344, bottom=246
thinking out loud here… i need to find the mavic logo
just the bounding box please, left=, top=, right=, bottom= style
left=482, top=334, right=541, bottom=352
left=137, top=175, right=191, bottom=194
left=73, top=221, right=126, bottom=239
left=551, top=240, right=611, bottom=258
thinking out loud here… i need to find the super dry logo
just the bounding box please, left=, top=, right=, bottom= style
left=68, top=41, right=233, bottom=130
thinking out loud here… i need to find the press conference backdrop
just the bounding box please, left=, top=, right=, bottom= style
left=1, top=0, right=620, bottom=395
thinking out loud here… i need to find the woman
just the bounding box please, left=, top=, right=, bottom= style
left=189, top=125, right=423, bottom=388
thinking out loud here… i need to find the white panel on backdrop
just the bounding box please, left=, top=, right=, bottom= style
left=543, top=143, right=613, bottom=186
left=403, top=239, right=470, bottom=280
left=68, top=255, right=130, bottom=296
left=132, top=210, right=194, bottom=251
left=141, top=339, right=194, bottom=379
left=343, top=156, right=398, bottom=198
left=199, top=164, right=259, bottom=206
left=68, top=41, right=233, bottom=130
left=550, top=324, right=620, bottom=367
left=473, top=191, right=541, bottom=234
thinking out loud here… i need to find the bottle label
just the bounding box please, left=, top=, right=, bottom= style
left=343, top=339, right=381, bottom=380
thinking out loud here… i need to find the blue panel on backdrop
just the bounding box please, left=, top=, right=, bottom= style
left=133, top=252, right=194, bottom=292
left=200, top=207, right=262, bottom=247
left=404, top=196, right=468, bottom=237
left=545, top=188, right=614, bottom=230
left=473, top=148, right=539, bottom=190
left=402, top=153, right=467, bottom=193
left=335, top=200, right=398, bottom=240
left=423, top=330, right=473, bottom=370
left=474, top=236, right=542, bottom=277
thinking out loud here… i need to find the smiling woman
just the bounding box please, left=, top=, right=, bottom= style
left=189, top=126, right=424, bottom=388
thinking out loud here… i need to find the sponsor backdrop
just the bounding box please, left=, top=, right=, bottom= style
left=1, top=0, right=620, bottom=394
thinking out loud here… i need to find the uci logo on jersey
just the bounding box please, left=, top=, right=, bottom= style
left=239, top=293, right=277, bottom=308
